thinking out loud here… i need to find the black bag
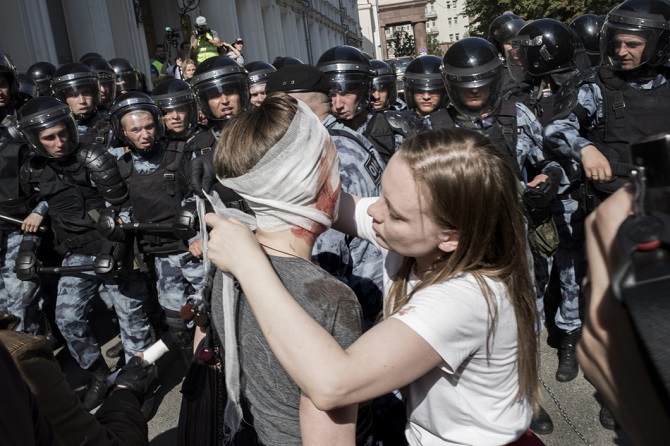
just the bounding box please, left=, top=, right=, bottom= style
left=177, top=327, right=225, bottom=446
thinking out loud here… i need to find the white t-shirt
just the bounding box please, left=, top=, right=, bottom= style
left=355, top=197, right=532, bottom=445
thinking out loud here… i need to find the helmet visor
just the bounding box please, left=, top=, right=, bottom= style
left=22, top=112, right=79, bottom=158
left=446, top=75, right=502, bottom=118
left=193, top=74, right=249, bottom=121
left=600, top=22, right=659, bottom=70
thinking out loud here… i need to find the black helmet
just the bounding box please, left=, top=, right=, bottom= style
left=489, top=13, right=526, bottom=55
left=569, top=14, right=605, bottom=66
left=403, top=55, right=447, bottom=113
left=370, top=59, right=397, bottom=110
left=272, top=56, right=304, bottom=69
left=244, top=61, right=276, bottom=86
left=82, top=57, right=117, bottom=108
left=191, top=56, right=250, bottom=121
left=79, top=52, right=104, bottom=62
left=0, top=51, right=19, bottom=107
left=17, top=97, right=79, bottom=158
left=108, top=58, right=142, bottom=93
left=18, top=74, right=39, bottom=101
left=152, top=79, right=198, bottom=139
left=109, top=91, right=164, bottom=153
left=26, top=62, right=56, bottom=96
left=317, top=45, right=373, bottom=114
left=509, top=19, right=580, bottom=83
left=51, top=63, right=101, bottom=118
left=442, top=38, right=503, bottom=118
left=601, top=0, right=670, bottom=70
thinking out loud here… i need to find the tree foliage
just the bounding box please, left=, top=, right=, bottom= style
left=462, top=0, right=621, bottom=38
left=427, top=34, right=442, bottom=56
left=389, top=30, right=416, bottom=57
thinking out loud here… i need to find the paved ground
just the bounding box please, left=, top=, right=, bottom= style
left=54, top=283, right=633, bottom=446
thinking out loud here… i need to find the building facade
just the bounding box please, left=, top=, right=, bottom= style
left=0, top=0, right=362, bottom=89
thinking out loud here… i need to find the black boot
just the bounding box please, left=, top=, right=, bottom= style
left=105, top=340, right=124, bottom=359
left=530, top=405, right=554, bottom=435
left=82, top=358, right=111, bottom=411
left=556, top=328, right=581, bottom=382
left=599, top=404, right=617, bottom=430
left=165, top=308, right=194, bottom=366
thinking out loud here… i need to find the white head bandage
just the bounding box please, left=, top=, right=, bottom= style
left=218, top=99, right=340, bottom=233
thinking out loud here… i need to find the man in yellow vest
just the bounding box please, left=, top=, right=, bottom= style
left=190, top=16, right=222, bottom=65
left=150, top=44, right=171, bottom=86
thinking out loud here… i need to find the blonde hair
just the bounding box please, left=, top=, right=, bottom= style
left=385, top=128, right=540, bottom=408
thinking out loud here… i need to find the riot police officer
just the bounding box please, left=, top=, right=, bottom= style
left=488, top=12, right=532, bottom=102
left=109, top=92, right=204, bottom=363
left=318, top=45, right=415, bottom=164
left=569, top=14, right=606, bottom=68
left=0, top=51, right=41, bottom=334
left=17, top=97, right=151, bottom=410
left=244, top=60, right=276, bottom=107
left=370, top=59, right=402, bottom=111
left=403, top=55, right=448, bottom=128
left=51, top=62, right=113, bottom=147
left=81, top=57, right=118, bottom=111
left=26, top=61, right=56, bottom=97
left=108, top=58, right=143, bottom=95
left=152, top=78, right=200, bottom=141
left=511, top=17, right=588, bottom=389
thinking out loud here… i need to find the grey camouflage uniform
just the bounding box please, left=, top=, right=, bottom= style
left=316, top=115, right=384, bottom=329
left=56, top=253, right=152, bottom=368
left=0, top=230, right=40, bottom=333
left=109, top=144, right=204, bottom=312
left=541, top=76, right=667, bottom=334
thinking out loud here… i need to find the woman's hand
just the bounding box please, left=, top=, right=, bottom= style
left=204, top=213, right=264, bottom=276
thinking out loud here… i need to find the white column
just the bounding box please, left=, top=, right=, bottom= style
left=105, top=0, right=151, bottom=87
left=261, top=1, right=285, bottom=63
left=235, top=0, right=265, bottom=62
left=63, top=0, right=116, bottom=60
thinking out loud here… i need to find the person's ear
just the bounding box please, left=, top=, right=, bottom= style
left=437, top=230, right=458, bottom=253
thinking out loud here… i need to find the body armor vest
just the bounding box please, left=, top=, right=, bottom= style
left=362, top=111, right=396, bottom=165
left=430, top=101, right=523, bottom=180
left=22, top=149, right=107, bottom=255
left=118, top=141, right=189, bottom=254
left=0, top=134, right=33, bottom=229
left=587, top=67, right=670, bottom=194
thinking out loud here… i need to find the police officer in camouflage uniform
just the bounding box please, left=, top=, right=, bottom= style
left=108, top=92, right=204, bottom=363
left=17, top=97, right=151, bottom=410
left=511, top=19, right=588, bottom=387
left=402, top=55, right=449, bottom=130
left=52, top=63, right=114, bottom=148
left=317, top=46, right=418, bottom=165
left=0, top=51, right=41, bottom=334
left=370, top=59, right=407, bottom=111
left=266, top=64, right=385, bottom=330
left=543, top=0, right=670, bottom=428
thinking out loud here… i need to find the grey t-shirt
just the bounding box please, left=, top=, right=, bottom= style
left=211, top=256, right=363, bottom=445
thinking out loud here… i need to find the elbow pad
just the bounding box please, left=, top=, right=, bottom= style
left=78, top=144, right=129, bottom=205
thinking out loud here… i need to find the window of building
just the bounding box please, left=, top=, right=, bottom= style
left=449, top=33, right=454, bottom=41
left=454, top=17, right=458, bottom=25
left=432, top=20, right=436, bottom=27
left=455, top=33, right=460, bottom=40
left=446, top=1, right=451, bottom=9
left=448, top=18, right=452, bottom=25
left=453, top=0, right=458, bottom=8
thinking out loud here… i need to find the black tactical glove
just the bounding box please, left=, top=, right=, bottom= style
left=97, top=208, right=125, bottom=242
left=187, top=151, right=216, bottom=199
left=112, top=356, right=158, bottom=405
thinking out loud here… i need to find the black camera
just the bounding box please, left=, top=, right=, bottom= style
left=164, top=26, right=180, bottom=48
left=195, top=25, right=211, bottom=38
left=611, top=133, right=670, bottom=411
